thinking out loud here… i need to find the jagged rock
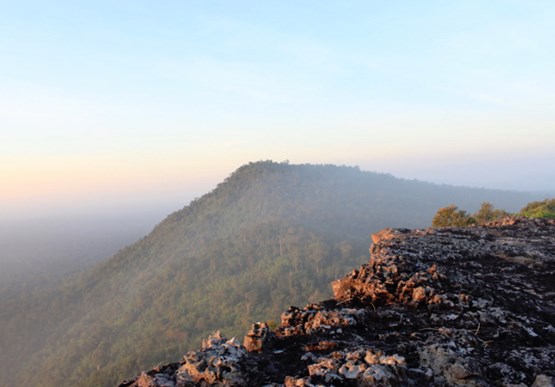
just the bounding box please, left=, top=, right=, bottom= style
left=531, top=374, right=554, bottom=387
left=418, top=342, right=482, bottom=386
left=288, top=348, right=406, bottom=386
left=175, top=331, right=249, bottom=386
left=120, top=364, right=178, bottom=387
left=243, top=322, right=272, bottom=352
left=277, top=304, right=366, bottom=337
left=121, top=218, right=555, bottom=386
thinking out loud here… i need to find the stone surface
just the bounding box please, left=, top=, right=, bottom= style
left=120, top=218, right=555, bottom=386
left=175, top=331, right=249, bottom=386
left=243, top=322, right=272, bottom=352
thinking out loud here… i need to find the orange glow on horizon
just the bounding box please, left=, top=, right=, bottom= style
left=1, top=151, right=231, bottom=204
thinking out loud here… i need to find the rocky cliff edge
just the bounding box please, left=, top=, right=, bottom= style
left=120, top=218, right=555, bottom=386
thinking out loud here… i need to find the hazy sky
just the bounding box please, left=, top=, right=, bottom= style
left=2, top=1, right=554, bottom=219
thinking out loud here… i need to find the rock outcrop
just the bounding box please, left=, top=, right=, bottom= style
left=120, top=218, right=555, bottom=386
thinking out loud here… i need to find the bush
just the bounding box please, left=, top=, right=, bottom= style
left=473, top=202, right=510, bottom=224
left=520, top=198, right=555, bottom=219
left=432, top=205, right=476, bottom=228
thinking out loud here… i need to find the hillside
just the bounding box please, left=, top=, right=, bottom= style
left=0, top=161, right=536, bottom=386
left=122, top=217, right=555, bottom=386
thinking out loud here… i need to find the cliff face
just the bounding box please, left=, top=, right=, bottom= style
left=120, top=218, right=555, bottom=387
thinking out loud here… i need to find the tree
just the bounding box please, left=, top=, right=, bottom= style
left=473, top=202, right=510, bottom=224
left=520, top=198, right=555, bottom=219
left=432, top=205, right=476, bottom=228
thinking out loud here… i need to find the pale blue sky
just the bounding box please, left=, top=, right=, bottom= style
left=1, top=1, right=554, bottom=218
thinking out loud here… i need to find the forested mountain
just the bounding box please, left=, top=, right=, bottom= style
left=0, top=161, right=535, bottom=386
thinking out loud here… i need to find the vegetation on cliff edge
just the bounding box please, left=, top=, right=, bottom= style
left=432, top=198, right=554, bottom=227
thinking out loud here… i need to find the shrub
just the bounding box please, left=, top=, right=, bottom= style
left=520, top=198, right=555, bottom=219
left=432, top=205, right=476, bottom=228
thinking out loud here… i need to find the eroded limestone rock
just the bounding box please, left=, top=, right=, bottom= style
left=175, top=331, right=249, bottom=386
left=243, top=322, right=272, bottom=352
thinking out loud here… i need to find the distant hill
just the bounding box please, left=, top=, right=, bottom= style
left=0, top=161, right=535, bottom=387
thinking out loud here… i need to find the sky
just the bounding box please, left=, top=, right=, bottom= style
left=1, top=0, right=554, bottom=220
